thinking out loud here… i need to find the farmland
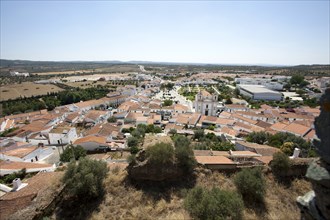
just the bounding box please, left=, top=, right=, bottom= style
left=0, top=82, right=63, bottom=101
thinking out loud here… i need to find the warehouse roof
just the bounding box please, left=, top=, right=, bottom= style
left=239, top=85, right=281, bottom=95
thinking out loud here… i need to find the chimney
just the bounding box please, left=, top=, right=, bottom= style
left=12, top=178, right=22, bottom=190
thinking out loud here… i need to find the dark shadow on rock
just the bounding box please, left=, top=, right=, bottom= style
left=54, top=193, right=105, bottom=220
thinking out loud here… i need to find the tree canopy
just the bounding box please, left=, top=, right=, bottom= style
left=60, top=145, right=87, bottom=162
left=63, top=158, right=108, bottom=200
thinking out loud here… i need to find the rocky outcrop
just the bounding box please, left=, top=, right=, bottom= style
left=297, top=88, right=330, bottom=220
left=127, top=150, right=183, bottom=181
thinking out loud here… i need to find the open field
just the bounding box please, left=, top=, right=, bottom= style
left=59, top=73, right=135, bottom=82
left=31, top=65, right=141, bottom=76
left=32, top=70, right=94, bottom=76
left=0, top=82, right=63, bottom=101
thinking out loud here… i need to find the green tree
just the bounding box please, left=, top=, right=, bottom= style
left=193, top=129, right=205, bottom=141
left=107, top=116, right=117, bottom=123
left=146, top=142, right=174, bottom=165
left=184, top=186, right=244, bottom=220
left=174, top=135, right=197, bottom=173
left=163, top=99, right=173, bottom=107
left=234, top=167, right=266, bottom=203
left=246, top=131, right=270, bottom=145
left=60, top=145, right=87, bottom=162
left=127, top=136, right=139, bottom=148
left=290, top=74, right=304, bottom=86
left=62, top=158, right=108, bottom=200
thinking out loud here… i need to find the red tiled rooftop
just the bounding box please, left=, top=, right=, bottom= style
left=195, top=156, right=234, bottom=165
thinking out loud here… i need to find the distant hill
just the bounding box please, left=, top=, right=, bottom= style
left=0, top=59, right=329, bottom=76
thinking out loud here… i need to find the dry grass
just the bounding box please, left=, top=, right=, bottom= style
left=54, top=168, right=312, bottom=220
left=58, top=73, right=134, bottom=82
left=143, top=134, right=174, bottom=148
left=0, top=82, right=63, bottom=101
left=89, top=169, right=189, bottom=220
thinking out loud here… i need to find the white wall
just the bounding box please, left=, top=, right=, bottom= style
left=49, top=128, right=78, bottom=145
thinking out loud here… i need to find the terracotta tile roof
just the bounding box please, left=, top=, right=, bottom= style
left=225, top=104, right=247, bottom=109
left=231, top=113, right=258, bottom=125
left=220, top=127, right=239, bottom=137
left=85, top=123, right=120, bottom=137
left=282, top=123, right=311, bottom=136
left=193, top=150, right=230, bottom=157
left=74, top=136, right=106, bottom=145
left=50, top=126, right=74, bottom=134
left=3, top=110, right=48, bottom=120
left=195, top=156, right=234, bottom=165
left=304, top=129, right=316, bottom=140
left=4, top=119, right=15, bottom=130
left=20, top=121, right=50, bottom=132
left=260, top=104, right=273, bottom=110
left=0, top=160, right=53, bottom=170
left=74, top=99, right=104, bottom=108
left=1, top=146, right=38, bottom=158
left=270, top=122, right=288, bottom=131
left=236, top=141, right=280, bottom=156
left=219, top=111, right=232, bottom=118
left=118, top=101, right=141, bottom=112
left=65, top=112, right=79, bottom=122
left=174, top=104, right=188, bottom=111
left=85, top=110, right=108, bottom=121
left=255, top=156, right=273, bottom=165
left=0, top=172, right=62, bottom=219
left=229, top=151, right=260, bottom=157
left=255, top=120, right=272, bottom=129
left=200, top=90, right=212, bottom=97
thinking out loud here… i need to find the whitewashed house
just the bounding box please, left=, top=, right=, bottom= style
left=48, top=126, right=78, bottom=145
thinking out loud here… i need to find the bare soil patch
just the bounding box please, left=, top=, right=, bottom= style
left=0, top=82, right=63, bottom=101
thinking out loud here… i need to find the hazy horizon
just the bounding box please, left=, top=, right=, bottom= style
left=1, top=1, right=329, bottom=65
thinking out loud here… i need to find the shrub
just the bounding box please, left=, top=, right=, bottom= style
left=146, top=142, right=174, bottom=165
left=0, top=168, right=27, bottom=184
left=168, top=129, right=177, bottom=136
left=107, top=116, right=117, bottom=123
left=62, top=158, right=108, bottom=200
left=163, top=99, right=173, bottom=107
left=60, top=145, right=86, bottom=162
left=127, top=136, right=139, bottom=148
left=270, top=151, right=291, bottom=176
left=234, top=167, right=266, bottom=203
left=246, top=131, right=270, bottom=145
left=130, top=145, right=140, bottom=154
left=184, top=186, right=244, bottom=220
left=280, top=142, right=295, bottom=156
left=193, top=129, right=205, bottom=141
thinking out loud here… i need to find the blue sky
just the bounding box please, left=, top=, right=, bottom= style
left=1, top=1, right=329, bottom=65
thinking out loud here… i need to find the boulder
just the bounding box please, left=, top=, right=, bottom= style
left=127, top=149, right=183, bottom=181
left=297, top=88, right=330, bottom=220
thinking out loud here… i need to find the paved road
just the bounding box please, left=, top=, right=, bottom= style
left=139, top=65, right=146, bottom=72
left=212, top=86, right=221, bottom=95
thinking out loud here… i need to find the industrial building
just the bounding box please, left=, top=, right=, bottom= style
left=234, top=78, right=283, bottom=90
left=237, top=85, right=282, bottom=101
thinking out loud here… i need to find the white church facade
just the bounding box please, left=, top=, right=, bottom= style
left=194, top=90, right=220, bottom=116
